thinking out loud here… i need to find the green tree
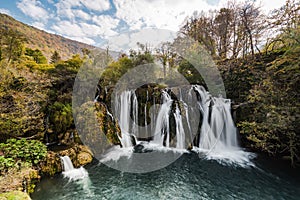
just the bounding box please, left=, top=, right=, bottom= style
left=25, top=48, right=47, bottom=64
left=50, top=50, right=61, bottom=64
left=0, top=29, right=26, bottom=63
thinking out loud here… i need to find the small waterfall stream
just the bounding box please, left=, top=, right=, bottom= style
left=61, top=156, right=88, bottom=181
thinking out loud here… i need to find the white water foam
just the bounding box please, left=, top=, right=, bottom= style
left=61, top=156, right=89, bottom=181
left=192, top=147, right=256, bottom=168
left=99, top=146, right=133, bottom=163
left=99, top=142, right=189, bottom=165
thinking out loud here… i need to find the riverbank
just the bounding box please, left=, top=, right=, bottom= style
left=0, top=144, right=94, bottom=198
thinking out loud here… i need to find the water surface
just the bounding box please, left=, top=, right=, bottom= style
left=32, top=152, right=300, bottom=200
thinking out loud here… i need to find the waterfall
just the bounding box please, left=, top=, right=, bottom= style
left=61, top=156, right=88, bottom=181
left=114, top=90, right=138, bottom=147
left=193, top=85, right=238, bottom=151
left=174, top=103, right=185, bottom=149
left=106, top=85, right=254, bottom=168
left=152, top=91, right=172, bottom=147
left=113, top=85, right=239, bottom=152
left=132, top=93, right=139, bottom=137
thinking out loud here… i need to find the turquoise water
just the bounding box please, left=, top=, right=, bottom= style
left=32, top=152, right=300, bottom=200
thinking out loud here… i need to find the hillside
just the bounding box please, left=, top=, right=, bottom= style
left=0, top=13, right=94, bottom=60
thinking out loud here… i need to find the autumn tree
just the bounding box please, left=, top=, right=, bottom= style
left=214, top=8, right=234, bottom=58
left=156, top=42, right=177, bottom=78
left=180, top=1, right=266, bottom=59
left=180, top=12, right=216, bottom=57
left=268, top=0, right=300, bottom=46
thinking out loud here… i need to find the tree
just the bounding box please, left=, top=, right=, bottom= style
left=181, top=12, right=216, bottom=57
left=81, top=48, right=91, bottom=56
left=25, top=48, right=47, bottom=64
left=50, top=50, right=61, bottom=64
left=0, top=28, right=26, bottom=63
left=214, top=8, right=234, bottom=58
left=180, top=1, right=266, bottom=59
left=156, top=42, right=177, bottom=78
left=269, top=0, right=300, bottom=45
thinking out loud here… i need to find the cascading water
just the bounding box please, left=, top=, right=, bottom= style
left=174, top=103, right=185, bottom=149
left=114, top=91, right=137, bottom=147
left=152, top=91, right=172, bottom=147
left=193, top=85, right=238, bottom=151
left=60, top=156, right=88, bottom=181
left=110, top=85, right=253, bottom=167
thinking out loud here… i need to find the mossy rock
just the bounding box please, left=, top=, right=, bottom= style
left=40, top=151, right=62, bottom=176
left=77, top=152, right=93, bottom=166
left=0, top=191, right=31, bottom=200
left=41, top=145, right=94, bottom=176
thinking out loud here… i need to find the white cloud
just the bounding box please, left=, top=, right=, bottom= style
left=259, top=0, right=285, bottom=14
left=66, top=36, right=96, bottom=45
left=55, top=0, right=110, bottom=19
left=0, top=8, right=11, bottom=15
left=51, top=20, right=97, bottom=44
left=113, top=0, right=215, bottom=31
left=92, top=15, right=120, bottom=37
left=52, top=20, right=85, bottom=37
left=106, top=29, right=177, bottom=52
left=51, top=18, right=119, bottom=44
left=32, top=21, right=46, bottom=30
left=92, top=15, right=119, bottom=28
left=17, top=0, right=48, bottom=21
left=112, top=0, right=286, bottom=33
left=80, top=0, right=111, bottom=12
left=73, top=9, right=91, bottom=21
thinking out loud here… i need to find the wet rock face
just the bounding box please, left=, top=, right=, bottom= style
left=133, top=142, right=153, bottom=153
left=77, top=152, right=93, bottom=166
left=40, top=151, right=62, bottom=176
left=75, top=101, right=121, bottom=147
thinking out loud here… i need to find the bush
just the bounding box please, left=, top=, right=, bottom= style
left=0, top=138, right=47, bottom=171
left=49, top=102, right=73, bottom=134
left=0, top=156, right=15, bottom=173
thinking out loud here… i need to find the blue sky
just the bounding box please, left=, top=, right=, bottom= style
left=0, top=0, right=285, bottom=51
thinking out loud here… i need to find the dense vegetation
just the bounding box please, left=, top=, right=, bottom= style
left=0, top=139, right=46, bottom=174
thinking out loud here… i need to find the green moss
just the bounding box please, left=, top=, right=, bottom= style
left=0, top=191, right=31, bottom=200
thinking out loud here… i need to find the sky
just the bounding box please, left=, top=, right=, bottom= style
left=0, top=0, right=286, bottom=51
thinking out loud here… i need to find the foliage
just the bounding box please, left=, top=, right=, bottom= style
left=0, top=156, right=15, bottom=172
left=50, top=50, right=61, bottom=64
left=55, top=54, right=83, bottom=72
left=0, top=28, right=26, bottom=63
left=99, top=51, right=154, bottom=88
left=0, top=139, right=47, bottom=172
left=178, top=59, right=206, bottom=85
left=49, top=102, right=73, bottom=134
left=236, top=44, right=300, bottom=165
left=24, top=48, right=47, bottom=64
left=0, top=191, right=31, bottom=200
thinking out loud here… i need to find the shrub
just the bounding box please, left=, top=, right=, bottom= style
left=0, top=138, right=47, bottom=169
